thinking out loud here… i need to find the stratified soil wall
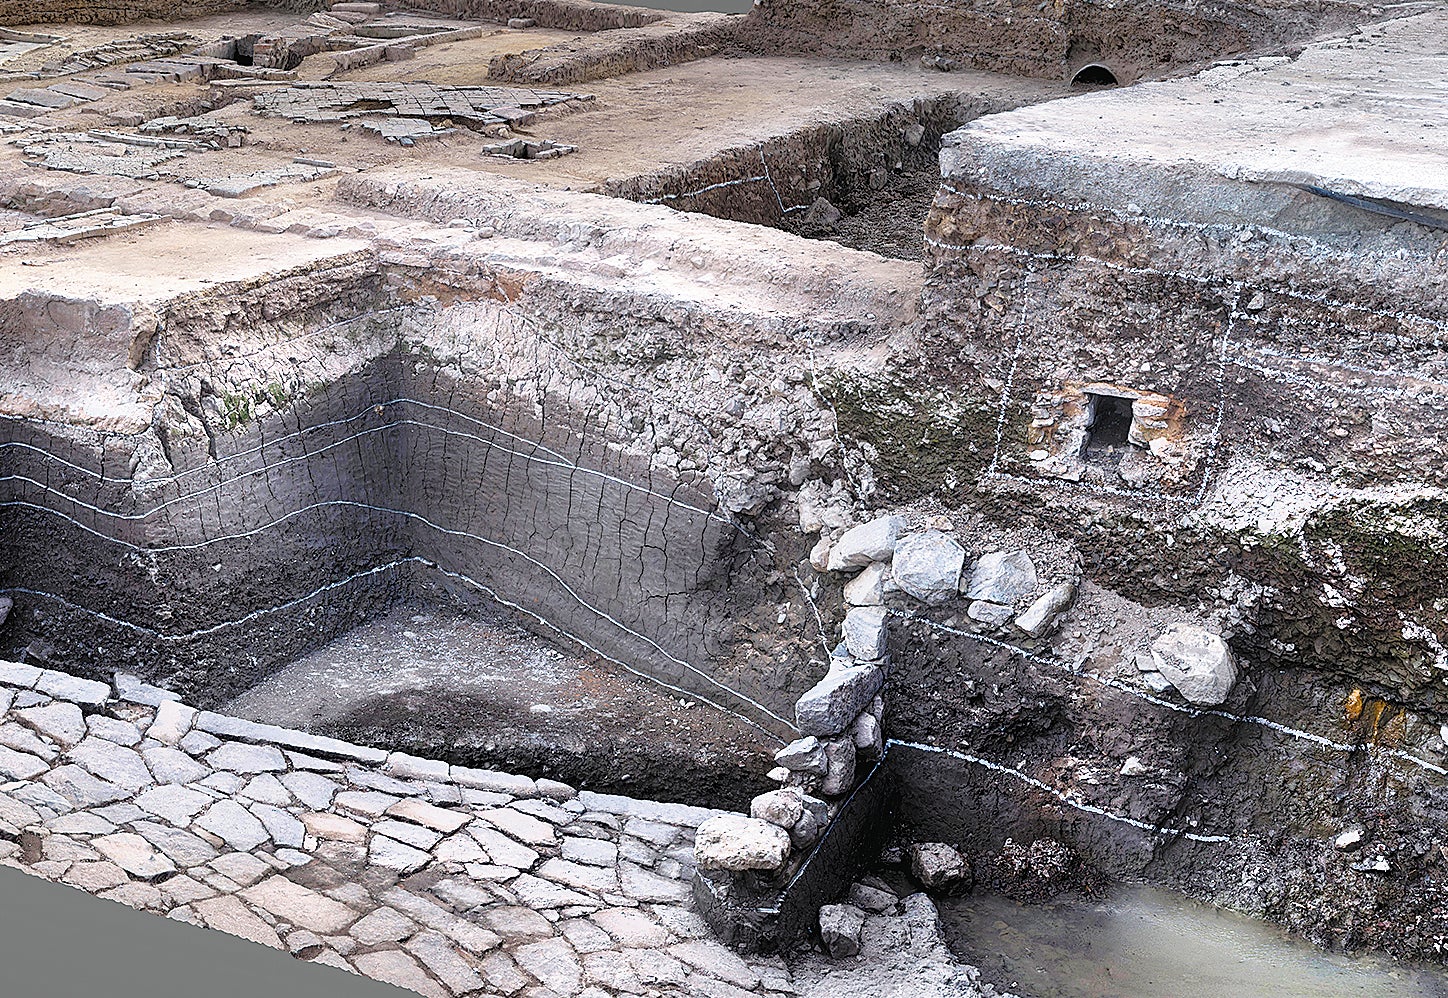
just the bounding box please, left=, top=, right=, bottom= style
left=736, top=0, right=1369, bottom=80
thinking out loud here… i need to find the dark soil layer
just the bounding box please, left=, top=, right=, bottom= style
left=785, top=162, right=939, bottom=261
left=318, top=688, right=773, bottom=812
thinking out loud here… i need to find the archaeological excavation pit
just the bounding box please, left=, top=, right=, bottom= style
left=3, top=1, right=1448, bottom=997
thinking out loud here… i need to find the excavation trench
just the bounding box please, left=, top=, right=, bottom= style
left=0, top=324, right=793, bottom=811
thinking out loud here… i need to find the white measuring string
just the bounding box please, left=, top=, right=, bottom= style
left=888, top=738, right=1233, bottom=844
left=894, top=611, right=1448, bottom=778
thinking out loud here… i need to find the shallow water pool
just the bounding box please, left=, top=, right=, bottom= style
left=940, top=884, right=1447, bottom=998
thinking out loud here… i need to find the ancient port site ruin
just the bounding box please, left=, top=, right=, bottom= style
left=2, top=0, right=1448, bottom=995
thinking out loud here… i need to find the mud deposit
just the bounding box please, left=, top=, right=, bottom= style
left=941, top=885, right=1448, bottom=998
left=224, top=601, right=776, bottom=811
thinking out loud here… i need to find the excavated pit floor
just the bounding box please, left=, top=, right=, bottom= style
left=223, top=600, right=776, bottom=813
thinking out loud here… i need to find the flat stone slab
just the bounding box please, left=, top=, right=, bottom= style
left=6, top=87, right=77, bottom=108
left=93, top=832, right=177, bottom=880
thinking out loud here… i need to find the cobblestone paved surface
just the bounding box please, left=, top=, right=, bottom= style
left=0, top=661, right=797, bottom=997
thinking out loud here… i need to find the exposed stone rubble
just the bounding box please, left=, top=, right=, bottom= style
left=249, top=83, right=593, bottom=131
left=890, top=530, right=966, bottom=604
left=694, top=504, right=1088, bottom=947
left=906, top=842, right=970, bottom=893
left=788, top=887, right=1009, bottom=998
left=693, top=516, right=898, bottom=937
left=1, top=0, right=1443, bottom=979
left=0, top=206, right=167, bottom=245
left=0, top=661, right=800, bottom=997
left=807, top=511, right=1084, bottom=658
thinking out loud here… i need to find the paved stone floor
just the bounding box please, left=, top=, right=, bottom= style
left=0, top=661, right=796, bottom=997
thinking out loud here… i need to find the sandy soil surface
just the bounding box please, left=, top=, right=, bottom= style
left=0, top=223, right=368, bottom=299
left=316, top=55, right=1060, bottom=189
left=223, top=600, right=778, bottom=810
left=5, top=51, right=1057, bottom=195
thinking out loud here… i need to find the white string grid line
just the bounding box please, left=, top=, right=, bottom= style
left=2, top=556, right=792, bottom=745
left=2, top=492, right=797, bottom=733
left=1, top=403, right=733, bottom=529
left=931, top=183, right=1448, bottom=340
left=893, top=610, right=1448, bottom=778
left=887, top=739, right=1233, bottom=844
left=928, top=199, right=1448, bottom=509
left=973, top=258, right=1241, bottom=510
left=640, top=148, right=812, bottom=215
left=2, top=272, right=807, bottom=742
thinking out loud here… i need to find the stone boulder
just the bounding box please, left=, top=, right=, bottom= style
left=694, top=815, right=791, bottom=873
left=843, top=562, right=889, bottom=606
left=820, top=736, right=857, bottom=797
left=809, top=535, right=833, bottom=572
left=801, top=196, right=844, bottom=230
left=850, top=711, right=882, bottom=754
left=1150, top=623, right=1238, bottom=705
left=750, top=789, right=805, bottom=829
left=848, top=881, right=897, bottom=912
left=891, top=531, right=965, bottom=603
left=1015, top=582, right=1075, bottom=637
left=819, top=903, right=866, bottom=958
left=841, top=606, right=889, bottom=661
left=906, top=842, right=972, bottom=893
left=964, top=550, right=1037, bottom=604
left=790, top=808, right=821, bottom=849
left=795, top=664, right=884, bottom=737
left=828, top=515, right=902, bottom=572
left=774, top=736, right=827, bottom=774
left=966, top=600, right=1013, bottom=627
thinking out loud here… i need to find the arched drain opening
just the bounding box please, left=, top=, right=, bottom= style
left=1071, top=63, right=1120, bottom=87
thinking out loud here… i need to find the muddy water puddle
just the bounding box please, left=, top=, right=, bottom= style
left=941, top=885, right=1447, bottom=998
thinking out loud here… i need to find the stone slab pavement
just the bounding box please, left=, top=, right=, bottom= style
left=0, top=661, right=797, bottom=998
